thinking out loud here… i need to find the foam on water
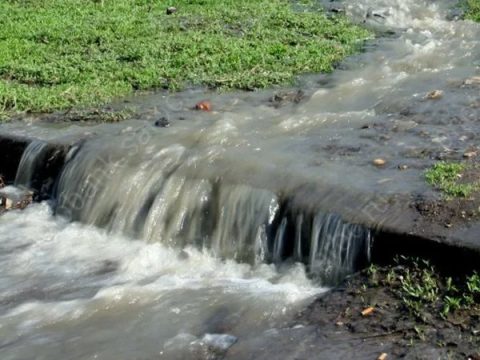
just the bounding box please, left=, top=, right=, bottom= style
left=0, top=204, right=322, bottom=359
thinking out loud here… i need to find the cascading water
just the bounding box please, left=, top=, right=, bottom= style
left=14, top=140, right=49, bottom=188
left=51, top=135, right=371, bottom=282
left=1, top=0, right=480, bottom=358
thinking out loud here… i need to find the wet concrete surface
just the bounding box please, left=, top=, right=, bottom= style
left=1, top=77, right=479, bottom=258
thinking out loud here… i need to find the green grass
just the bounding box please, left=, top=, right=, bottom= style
left=367, top=258, right=480, bottom=321
left=425, top=162, right=479, bottom=198
left=0, top=0, right=372, bottom=114
left=466, top=0, right=480, bottom=22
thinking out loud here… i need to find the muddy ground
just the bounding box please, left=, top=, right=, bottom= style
left=294, top=264, right=480, bottom=360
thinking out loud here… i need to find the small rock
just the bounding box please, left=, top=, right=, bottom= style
left=361, top=306, right=374, bottom=316
left=378, top=353, right=388, bottom=360
left=329, top=6, right=345, bottom=14
left=154, top=117, right=170, bottom=128
left=166, top=7, right=177, bottom=15
left=373, top=158, right=386, bottom=167
left=0, top=187, right=33, bottom=212
left=201, top=334, right=237, bottom=351
left=195, top=100, right=212, bottom=112
left=0, top=175, right=5, bottom=189
left=425, top=90, right=443, bottom=100
left=398, top=164, right=408, bottom=170
left=270, top=90, right=305, bottom=108
left=366, top=8, right=388, bottom=20
left=335, top=321, right=344, bottom=326
left=464, top=76, right=480, bottom=86
left=1, top=197, right=13, bottom=210
left=463, top=151, right=477, bottom=159
left=468, top=353, right=480, bottom=360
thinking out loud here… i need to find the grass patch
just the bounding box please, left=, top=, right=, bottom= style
left=425, top=161, right=479, bottom=198
left=466, top=0, right=480, bottom=22
left=0, top=0, right=371, bottom=115
left=368, top=258, right=480, bottom=321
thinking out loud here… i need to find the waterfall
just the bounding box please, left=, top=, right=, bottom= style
left=14, top=140, right=49, bottom=188
left=267, top=207, right=371, bottom=283
left=45, top=138, right=372, bottom=284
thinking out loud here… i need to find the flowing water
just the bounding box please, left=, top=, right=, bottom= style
left=14, top=141, right=48, bottom=188
left=0, top=204, right=321, bottom=359
left=1, top=0, right=480, bottom=358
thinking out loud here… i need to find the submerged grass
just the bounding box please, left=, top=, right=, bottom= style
left=0, top=0, right=371, bottom=114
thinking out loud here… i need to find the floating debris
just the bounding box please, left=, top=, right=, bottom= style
left=195, top=100, right=212, bottom=111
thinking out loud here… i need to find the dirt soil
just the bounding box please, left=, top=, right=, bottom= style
left=296, top=266, right=480, bottom=360
left=412, top=163, right=480, bottom=230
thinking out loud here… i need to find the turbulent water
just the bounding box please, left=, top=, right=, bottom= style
left=1, top=0, right=480, bottom=358
left=0, top=205, right=321, bottom=359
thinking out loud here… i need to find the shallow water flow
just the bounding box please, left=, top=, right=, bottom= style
left=0, top=205, right=322, bottom=359
left=1, top=0, right=480, bottom=358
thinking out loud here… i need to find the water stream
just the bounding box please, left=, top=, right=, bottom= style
left=1, top=0, right=479, bottom=358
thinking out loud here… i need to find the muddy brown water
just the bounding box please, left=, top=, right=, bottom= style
left=1, top=0, right=480, bottom=358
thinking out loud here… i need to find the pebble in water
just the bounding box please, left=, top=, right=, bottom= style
left=425, top=90, right=443, bottom=100
left=463, top=151, right=477, bottom=159
left=373, top=158, right=386, bottom=167
left=464, top=77, right=480, bottom=86
left=154, top=117, right=170, bottom=128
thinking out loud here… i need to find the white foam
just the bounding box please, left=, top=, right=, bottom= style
left=0, top=204, right=324, bottom=333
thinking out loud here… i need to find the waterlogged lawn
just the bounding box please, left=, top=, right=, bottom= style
left=466, top=0, right=480, bottom=21
left=0, top=0, right=371, bottom=114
